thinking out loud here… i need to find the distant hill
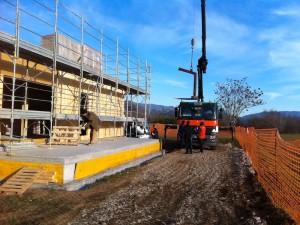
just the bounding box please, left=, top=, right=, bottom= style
left=149, top=104, right=174, bottom=112
left=141, top=104, right=300, bottom=121
left=242, top=111, right=300, bottom=121
left=128, top=103, right=175, bottom=117
left=148, top=104, right=174, bottom=117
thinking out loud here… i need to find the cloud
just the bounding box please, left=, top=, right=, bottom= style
left=164, top=79, right=188, bottom=88
left=152, top=79, right=188, bottom=88
left=271, top=6, right=300, bottom=17
left=269, top=41, right=300, bottom=68
left=265, top=92, right=281, bottom=100
left=206, top=13, right=250, bottom=59
left=287, top=95, right=300, bottom=101
left=282, top=84, right=300, bottom=92
left=79, top=0, right=194, bottom=50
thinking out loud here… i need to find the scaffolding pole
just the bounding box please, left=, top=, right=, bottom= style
left=144, top=61, right=148, bottom=126
left=125, top=48, right=130, bottom=137
left=9, top=0, right=20, bottom=153
left=0, top=0, right=151, bottom=144
left=48, top=0, right=59, bottom=149
left=21, top=61, right=29, bottom=140
left=114, top=38, right=119, bottom=137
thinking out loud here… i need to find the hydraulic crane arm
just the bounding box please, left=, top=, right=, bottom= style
left=197, top=0, right=208, bottom=102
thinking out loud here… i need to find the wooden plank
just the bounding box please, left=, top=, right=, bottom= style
left=34, top=170, right=57, bottom=184
left=53, top=126, right=79, bottom=129
left=0, top=188, right=24, bottom=192
left=52, top=131, right=79, bottom=133
left=53, top=137, right=80, bottom=140
left=5, top=180, right=32, bottom=184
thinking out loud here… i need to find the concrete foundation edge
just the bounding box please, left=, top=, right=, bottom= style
left=32, top=150, right=164, bottom=191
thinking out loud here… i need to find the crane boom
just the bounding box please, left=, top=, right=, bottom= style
left=167, top=0, right=220, bottom=150
left=197, top=0, right=208, bottom=102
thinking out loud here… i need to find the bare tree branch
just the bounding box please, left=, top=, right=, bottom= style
left=214, top=77, right=264, bottom=125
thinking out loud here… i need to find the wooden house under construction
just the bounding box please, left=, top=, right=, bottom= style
left=0, top=0, right=151, bottom=148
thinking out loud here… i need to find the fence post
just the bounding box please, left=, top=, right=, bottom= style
left=274, top=129, right=278, bottom=205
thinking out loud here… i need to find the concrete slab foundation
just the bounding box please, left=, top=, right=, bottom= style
left=0, top=138, right=162, bottom=191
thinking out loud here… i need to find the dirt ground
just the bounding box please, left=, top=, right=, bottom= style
left=0, top=142, right=295, bottom=225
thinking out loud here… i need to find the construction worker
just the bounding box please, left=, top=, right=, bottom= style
left=198, top=121, right=206, bottom=153
left=178, top=120, right=185, bottom=149
left=184, top=121, right=193, bottom=154
left=151, top=124, right=159, bottom=139
left=81, top=110, right=101, bottom=145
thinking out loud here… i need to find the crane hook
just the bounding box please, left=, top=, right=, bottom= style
left=190, top=38, right=195, bottom=71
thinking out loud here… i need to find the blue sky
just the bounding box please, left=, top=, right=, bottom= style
left=2, top=0, right=300, bottom=116
left=74, top=0, right=300, bottom=116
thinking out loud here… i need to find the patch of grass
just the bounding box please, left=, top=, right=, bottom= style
left=94, top=166, right=138, bottom=184
left=218, top=138, right=231, bottom=144
left=218, top=138, right=241, bottom=148
left=5, top=217, right=18, bottom=225
left=279, top=133, right=300, bottom=141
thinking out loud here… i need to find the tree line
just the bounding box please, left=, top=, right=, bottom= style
left=148, top=110, right=300, bottom=134
left=239, top=111, right=300, bottom=133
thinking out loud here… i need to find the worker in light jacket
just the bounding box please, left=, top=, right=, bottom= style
left=198, top=121, right=206, bottom=153
left=81, top=110, right=101, bottom=145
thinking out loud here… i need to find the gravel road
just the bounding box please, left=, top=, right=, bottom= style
left=70, top=143, right=295, bottom=225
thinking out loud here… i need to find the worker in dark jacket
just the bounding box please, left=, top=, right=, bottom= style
left=178, top=120, right=185, bottom=149
left=184, top=121, right=193, bottom=154
left=198, top=121, right=206, bottom=153
left=81, top=110, right=101, bottom=145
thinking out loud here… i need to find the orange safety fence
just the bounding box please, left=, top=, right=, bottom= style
left=235, top=127, right=300, bottom=224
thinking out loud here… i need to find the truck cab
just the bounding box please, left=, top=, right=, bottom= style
left=175, top=101, right=219, bottom=149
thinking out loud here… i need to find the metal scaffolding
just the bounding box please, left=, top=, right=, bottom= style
left=0, top=0, right=151, bottom=147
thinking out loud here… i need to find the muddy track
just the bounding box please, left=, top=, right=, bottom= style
left=70, top=144, right=295, bottom=225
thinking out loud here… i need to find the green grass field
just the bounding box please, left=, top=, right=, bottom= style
left=279, top=133, right=300, bottom=142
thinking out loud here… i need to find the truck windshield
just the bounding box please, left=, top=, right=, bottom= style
left=179, top=104, right=217, bottom=120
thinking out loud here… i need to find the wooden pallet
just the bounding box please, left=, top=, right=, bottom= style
left=52, top=126, right=81, bottom=146
left=35, top=170, right=58, bottom=184
left=0, top=167, right=43, bottom=195
left=0, top=167, right=58, bottom=195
